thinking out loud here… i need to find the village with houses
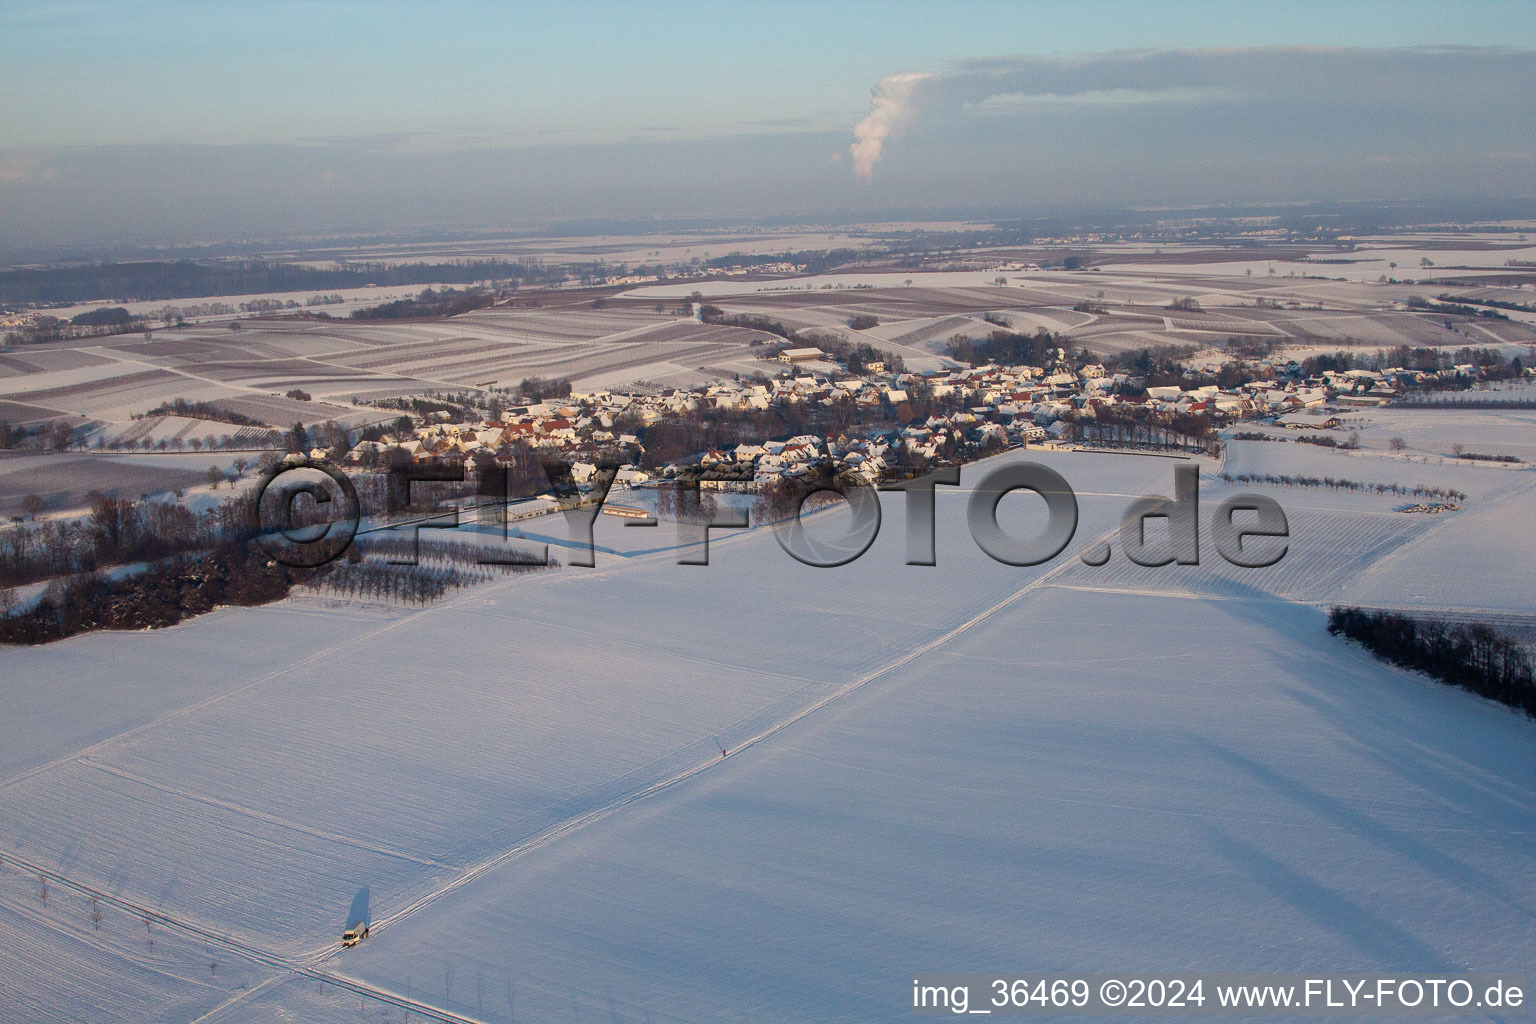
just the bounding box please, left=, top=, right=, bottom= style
left=337, top=329, right=1525, bottom=520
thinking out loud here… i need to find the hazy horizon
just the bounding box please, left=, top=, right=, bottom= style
left=2, top=1, right=1534, bottom=248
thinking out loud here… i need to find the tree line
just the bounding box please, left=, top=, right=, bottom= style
left=1328, top=606, right=1536, bottom=718
left=301, top=557, right=485, bottom=608
left=0, top=480, right=552, bottom=643
left=1079, top=406, right=1216, bottom=451
left=0, top=259, right=571, bottom=306
left=0, top=534, right=540, bottom=644
left=517, top=377, right=573, bottom=402
left=946, top=327, right=1064, bottom=368
left=1218, top=472, right=1465, bottom=502
left=0, top=420, right=73, bottom=451
left=698, top=305, right=794, bottom=339
left=5, top=315, right=147, bottom=346
left=137, top=398, right=267, bottom=428
left=348, top=286, right=498, bottom=320
left=1, top=491, right=259, bottom=589
left=347, top=535, right=551, bottom=572
left=1439, top=293, right=1535, bottom=314
left=0, top=543, right=307, bottom=644
left=1395, top=397, right=1536, bottom=410
left=1406, top=295, right=1509, bottom=320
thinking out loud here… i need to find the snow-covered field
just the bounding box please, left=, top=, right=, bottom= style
left=1, top=442, right=1533, bottom=1023
left=340, top=589, right=1534, bottom=1023
left=5, top=250, right=1536, bottom=1021
left=5, top=255, right=1535, bottom=458
left=0, top=450, right=218, bottom=517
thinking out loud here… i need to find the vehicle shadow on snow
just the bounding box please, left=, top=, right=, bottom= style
left=346, top=885, right=370, bottom=930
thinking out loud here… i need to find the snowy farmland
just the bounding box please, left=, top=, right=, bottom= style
left=5, top=249, right=1536, bottom=1021
left=9, top=254, right=1536, bottom=440
left=4, top=251, right=1535, bottom=529
left=1, top=444, right=1533, bottom=1023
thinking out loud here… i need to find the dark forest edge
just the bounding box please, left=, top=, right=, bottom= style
left=0, top=485, right=549, bottom=644
left=0, top=539, right=548, bottom=645
left=1327, top=606, right=1536, bottom=718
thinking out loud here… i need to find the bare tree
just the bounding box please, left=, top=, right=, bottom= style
left=38, top=873, right=48, bottom=906
left=89, top=896, right=103, bottom=930
left=21, top=494, right=45, bottom=520
left=1389, top=436, right=1408, bottom=452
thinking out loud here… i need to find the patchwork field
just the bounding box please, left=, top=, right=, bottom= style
left=4, top=256, right=1535, bottom=450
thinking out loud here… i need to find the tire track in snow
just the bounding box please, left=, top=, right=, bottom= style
left=342, top=530, right=1100, bottom=949
left=0, top=459, right=1155, bottom=1018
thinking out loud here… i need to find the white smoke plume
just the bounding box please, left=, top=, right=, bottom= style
left=849, top=71, right=935, bottom=180
left=848, top=46, right=1536, bottom=179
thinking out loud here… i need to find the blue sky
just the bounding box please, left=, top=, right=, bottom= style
left=5, top=0, right=1533, bottom=148
left=1, top=1, right=1533, bottom=245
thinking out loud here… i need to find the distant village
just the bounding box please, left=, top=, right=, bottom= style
left=340, top=339, right=1521, bottom=507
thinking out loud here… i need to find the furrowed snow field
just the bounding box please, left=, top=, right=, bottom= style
left=330, top=590, right=1536, bottom=1024
left=0, top=603, right=386, bottom=782
left=1, top=447, right=1533, bottom=1022
left=1337, top=480, right=1536, bottom=613
left=0, top=453, right=1174, bottom=953
left=1220, top=432, right=1536, bottom=611
left=0, top=863, right=272, bottom=1024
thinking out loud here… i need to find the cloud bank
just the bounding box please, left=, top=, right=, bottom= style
left=4, top=46, right=1533, bottom=251
left=849, top=46, right=1536, bottom=178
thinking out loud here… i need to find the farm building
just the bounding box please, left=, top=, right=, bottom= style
left=778, top=347, right=825, bottom=364
left=1276, top=410, right=1342, bottom=429
left=601, top=503, right=653, bottom=519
